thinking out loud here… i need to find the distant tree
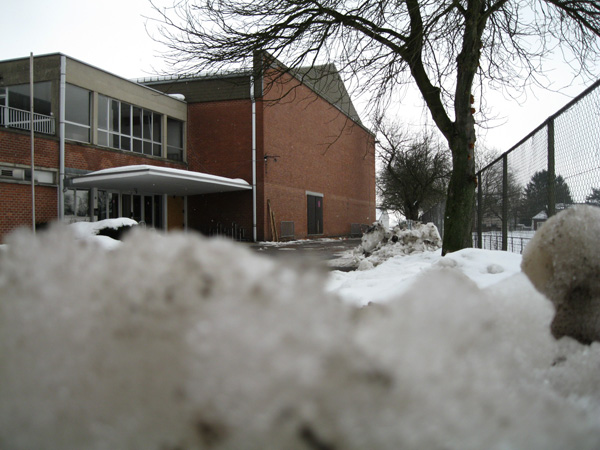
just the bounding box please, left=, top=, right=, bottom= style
left=476, top=150, right=522, bottom=229
left=153, top=0, right=600, bottom=254
left=585, top=187, right=600, bottom=206
left=520, top=170, right=573, bottom=223
left=377, top=123, right=450, bottom=221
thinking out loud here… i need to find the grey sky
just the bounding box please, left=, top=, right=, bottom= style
left=2, top=0, right=597, bottom=152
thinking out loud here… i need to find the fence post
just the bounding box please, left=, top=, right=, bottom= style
left=502, top=154, right=508, bottom=251
left=477, top=172, right=482, bottom=249
left=547, top=119, right=556, bottom=217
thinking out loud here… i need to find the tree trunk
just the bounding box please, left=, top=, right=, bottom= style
left=442, top=145, right=476, bottom=255
left=442, top=114, right=477, bottom=255
left=440, top=0, right=485, bottom=255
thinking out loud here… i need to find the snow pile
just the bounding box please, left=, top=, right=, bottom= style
left=522, top=205, right=600, bottom=344
left=1, top=224, right=600, bottom=449
left=69, top=217, right=138, bottom=250
left=355, top=221, right=442, bottom=270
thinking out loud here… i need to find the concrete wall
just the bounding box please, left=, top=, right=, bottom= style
left=66, top=57, right=187, bottom=121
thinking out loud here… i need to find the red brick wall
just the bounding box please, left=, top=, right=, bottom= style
left=261, top=70, right=376, bottom=239
left=0, top=129, right=59, bottom=168
left=0, top=183, right=57, bottom=243
left=185, top=100, right=259, bottom=238
left=182, top=73, right=375, bottom=241
left=187, top=100, right=253, bottom=179
left=0, top=128, right=188, bottom=242
left=64, top=141, right=187, bottom=171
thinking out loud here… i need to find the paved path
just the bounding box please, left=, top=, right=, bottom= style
left=249, top=238, right=361, bottom=271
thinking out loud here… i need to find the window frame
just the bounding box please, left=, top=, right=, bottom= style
left=97, top=94, right=163, bottom=157
left=64, top=83, right=92, bottom=143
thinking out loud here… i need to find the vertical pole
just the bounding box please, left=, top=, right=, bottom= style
left=162, top=194, right=168, bottom=233
left=250, top=75, right=257, bottom=242
left=502, top=154, right=508, bottom=251
left=58, top=55, right=66, bottom=220
left=477, top=172, right=482, bottom=249
left=30, top=52, right=36, bottom=234
left=547, top=119, right=556, bottom=218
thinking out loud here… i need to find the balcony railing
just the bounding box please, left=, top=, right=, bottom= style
left=1, top=105, right=55, bottom=135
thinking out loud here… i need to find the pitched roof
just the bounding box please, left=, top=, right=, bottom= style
left=139, top=61, right=364, bottom=126
left=290, top=64, right=362, bottom=125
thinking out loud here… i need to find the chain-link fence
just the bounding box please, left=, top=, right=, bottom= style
left=474, top=79, right=600, bottom=253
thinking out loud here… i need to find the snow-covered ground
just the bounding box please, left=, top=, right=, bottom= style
left=1, top=207, right=600, bottom=449
left=328, top=247, right=522, bottom=306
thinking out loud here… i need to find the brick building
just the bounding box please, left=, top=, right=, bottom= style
left=0, top=53, right=375, bottom=243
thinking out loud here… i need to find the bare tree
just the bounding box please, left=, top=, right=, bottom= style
left=151, top=0, right=600, bottom=254
left=377, top=123, right=450, bottom=221
left=476, top=148, right=522, bottom=229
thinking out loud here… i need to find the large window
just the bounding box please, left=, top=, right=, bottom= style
left=97, top=94, right=162, bottom=156
left=167, top=118, right=184, bottom=161
left=64, top=188, right=90, bottom=218
left=5, top=81, right=52, bottom=116
left=65, top=84, right=91, bottom=142
left=97, top=191, right=120, bottom=219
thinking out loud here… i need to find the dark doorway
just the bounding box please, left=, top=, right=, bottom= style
left=307, top=194, right=323, bottom=235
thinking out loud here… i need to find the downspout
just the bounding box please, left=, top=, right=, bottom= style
left=30, top=53, right=36, bottom=233
left=250, top=75, right=257, bottom=242
left=58, top=55, right=66, bottom=220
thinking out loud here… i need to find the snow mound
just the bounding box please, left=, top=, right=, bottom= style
left=355, top=221, right=442, bottom=268
left=69, top=218, right=138, bottom=249
left=435, top=248, right=522, bottom=288
left=522, top=205, right=600, bottom=344
left=1, top=224, right=600, bottom=449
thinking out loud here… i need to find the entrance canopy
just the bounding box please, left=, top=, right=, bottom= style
left=71, top=165, right=251, bottom=196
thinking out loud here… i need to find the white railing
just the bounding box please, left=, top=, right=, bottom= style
left=0, top=105, right=55, bottom=135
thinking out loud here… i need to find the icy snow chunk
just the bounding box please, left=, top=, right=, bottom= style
left=354, top=268, right=600, bottom=449
left=522, top=205, right=600, bottom=344
left=0, top=225, right=352, bottom=449
left=2, top=224, right=600, bottom=449
left=360, top=221, right=386, bottom=253
left=355, top=221, right=442, bottom=267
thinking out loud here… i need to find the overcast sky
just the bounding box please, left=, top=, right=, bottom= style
left=2, top=0, right=597, bottom=152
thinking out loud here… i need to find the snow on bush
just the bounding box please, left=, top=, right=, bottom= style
left=355, top=221, right=442, bottom=270
left=1, top=223, right=600, bottom=449
left=69, top=218, right=138, bottom=249
left=522, top=205, right=600, bottom=344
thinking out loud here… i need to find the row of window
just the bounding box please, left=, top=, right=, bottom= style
left=2, top=82, right=184, bottom=162
left=0, top=82, right=52, bottom=116
left=66, top=84, right=184, bottom=161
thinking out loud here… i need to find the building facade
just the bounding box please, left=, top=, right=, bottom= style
left=0, top=53, right=375, bottom=243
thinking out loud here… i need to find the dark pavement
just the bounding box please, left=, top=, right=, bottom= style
left=248, top=238, right=362, bottom=271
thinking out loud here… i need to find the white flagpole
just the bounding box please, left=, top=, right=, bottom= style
left=30, top=52, right=36, bottom=234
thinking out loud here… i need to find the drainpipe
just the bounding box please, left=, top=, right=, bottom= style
left=30, top=53, right=36, bottom=233
left=58, top=55, right=66, bottom=220
left=250, top=75, right=257, bottom=242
